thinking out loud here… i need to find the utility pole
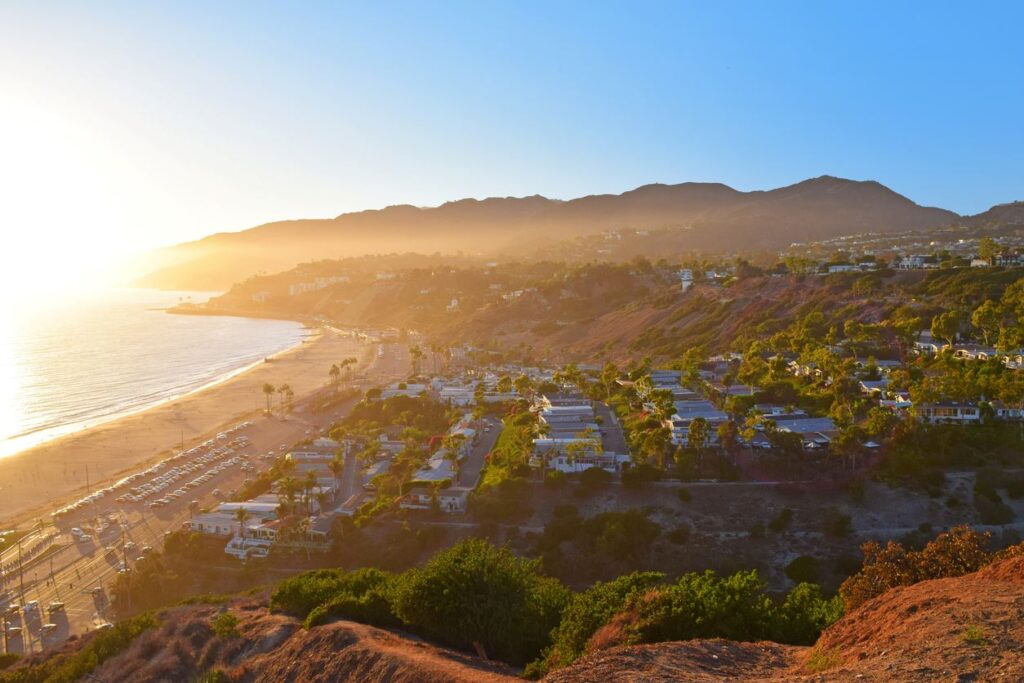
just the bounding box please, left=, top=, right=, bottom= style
left=17, top=538, right=24, bottom=604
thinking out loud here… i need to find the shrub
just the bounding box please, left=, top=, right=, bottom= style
left=537, top=571, right=665, bottom=673
left=544, top=470, right=567, bottom=487
left=270, top=569, right=349, bottom=618
left=839, top=525, right=994, bottom=611
left=304, top=568, right=398, bottom=629
left=667, top=524, right=691, bottom=545
left=578, top=467, right=613, bottom=494
left=0, top=654, right=19, bottom=671
left=785, top=555, right=821, bottom=584
left=626, top=570, right=776, bottom=644
left=622, top=463, right=661, bottom=488
left=211, top=612, right=239, bottom=638
left=822, top=508, right=852, bottom=537
left=391, top=538, right=570, bottom=665
left=768, top=508, right=793, bottom=532
left=580, top=510, right=661, bottom=560
left=773, top=583, right=843, bottom=645
left=0, top=612, right=160, bottom=683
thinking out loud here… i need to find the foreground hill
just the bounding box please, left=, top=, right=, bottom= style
left=546, top=554, right=1024, bottom=681
left=6, top=555, right=1021, bottom=682
left=136, top=176, right=957, bottom=289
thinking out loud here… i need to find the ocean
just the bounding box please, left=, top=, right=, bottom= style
left=0, top=288, right=306, bottom=458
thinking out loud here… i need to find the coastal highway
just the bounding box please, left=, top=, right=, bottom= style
left=1, top=340, right=410, bottom=656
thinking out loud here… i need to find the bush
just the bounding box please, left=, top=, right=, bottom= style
left=626, top=570, right=776, bottom=644
left=303, top=568, right=397, bottom=629
left=211, top=612, right=239, bottom=638
left=538, top=571, right=665, bottom=672
left=580, top=510, right=661, bottom=560
left=839, top=525, right=995, bottom=611
left=785, top=555, right=821, bottom=584
left=768, top=508, right=793, bottom=532
left=0, top=654, right=19, bottom=671
left=270, top=569, right=349, bottom=618
left=391, top=538, right=570, bottom=665
left=773, top=583, right=844, bottom=645
left=667, top=524, right=691, bottom=545
left=577, top=467, right=613, bottom=494
left=544, top=470, right=567, bottom=487
left=0, top=612, right=160, bottom=683
left=822, top=508, right=852, bottom=538
left=622, top=463, right=661, bottom=488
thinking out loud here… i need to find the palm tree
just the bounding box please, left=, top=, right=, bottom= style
left=328, top=455, right=345, bottom=484
left=262, top=383, right=275, bottom=416
left=234, top=507, right=250, bottom=539
left=279, top=476, right=299, bottom=515
left=329, top=364, right=340, bottom=390
left=304, top=471, right=318, bottom=514
left=410, top=346, right=424, bottom=375
left=278, top=384, right=293, bottom=418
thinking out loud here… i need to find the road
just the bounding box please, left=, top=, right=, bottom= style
left=454, top=416, right=502, bottom=490
left=0, top=341, right=412, bottom=657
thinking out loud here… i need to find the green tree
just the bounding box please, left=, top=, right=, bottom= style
left=930, top=311, right=960, bottom=348
left=687, top=417, right=709, bottom=451
left=391, top=538, right=570, bottom=664
left=971, top=300, right=1002, bottom=346
left=978, top=236, right=999, bottom=263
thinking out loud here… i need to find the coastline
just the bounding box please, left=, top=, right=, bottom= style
left=0, top=326, right=369, bottom=527
left=0, top=327, right=312, bottom=460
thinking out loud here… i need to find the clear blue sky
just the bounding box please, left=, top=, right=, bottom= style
left=1, top=1, right=1022, bottom=269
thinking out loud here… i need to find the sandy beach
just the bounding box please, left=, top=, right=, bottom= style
left=0, top=327, right=370, bottom=527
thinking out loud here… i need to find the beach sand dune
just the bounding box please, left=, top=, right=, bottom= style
left=0, top=328, right=370, bottom=527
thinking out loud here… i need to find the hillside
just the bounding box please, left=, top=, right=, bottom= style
left=546, top=554, right=1024, bottom=681
left=6, top=555, right=1021, bottom=682
left=964, top=200, right=1024, bottom=229
left=136, top=176, right=957, bottom=290
left=201, top=261, right=991, bottom=363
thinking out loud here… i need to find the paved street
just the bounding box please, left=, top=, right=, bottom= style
left=455, top=415, right=501, bottom=490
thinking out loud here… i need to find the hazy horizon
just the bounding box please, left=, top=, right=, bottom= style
left=2, top=1, right=1023, bottom=294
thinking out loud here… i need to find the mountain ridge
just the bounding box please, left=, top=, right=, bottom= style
left=136, top=176, right=962, bottom=290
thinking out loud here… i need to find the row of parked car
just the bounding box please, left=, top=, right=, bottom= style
left=139, top=452, right=245, bottom=509
left=52, top=423, right=253, bottom=520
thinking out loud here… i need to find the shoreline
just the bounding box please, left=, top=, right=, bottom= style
left=0, top=326, right=369, bottom=528
left=0, top=326, right=312, bottom=460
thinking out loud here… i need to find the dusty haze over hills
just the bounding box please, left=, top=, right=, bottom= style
left=135, top=176, right=964, bottom=290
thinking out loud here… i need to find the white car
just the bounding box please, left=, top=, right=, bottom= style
left=23, top=600, right=39, bottom=613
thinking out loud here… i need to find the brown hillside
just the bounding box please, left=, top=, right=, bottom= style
left=84, top=600, right=517, bottom=683
left=545, top=554, right=1024, bottom=682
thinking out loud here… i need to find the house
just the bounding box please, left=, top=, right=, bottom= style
left=400, top=487, right=468, bottom=513
left=189, top=511, right=243, bottom=537
left=664, top=400, right=729, bottom=446
left=679, top=269, right=694, bottom=292
left=914, top=401, right=981, bottom=423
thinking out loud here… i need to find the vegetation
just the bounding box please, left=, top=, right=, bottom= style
left=839, top=525, right=1001, bottom=610
left=0, top=612, right=159, bottom=683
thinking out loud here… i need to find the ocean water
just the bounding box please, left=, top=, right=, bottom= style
left=0, top=288, right=306, bottom=458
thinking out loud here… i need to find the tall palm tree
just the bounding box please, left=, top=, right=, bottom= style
left=262, top=383, right=275, bottom=416
left=328, top=455, right=345, bottom=484
left=304, top=470, right=318, bottom=514
left=234, top=507, right=250, bottom=539
left=278, top=384, right=292, bottom=419
left=329, top=364, right=340, bottom=390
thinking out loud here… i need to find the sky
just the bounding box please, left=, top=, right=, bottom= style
left=1, top=1, right=1023, bottom=293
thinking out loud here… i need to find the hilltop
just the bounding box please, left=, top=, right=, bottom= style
left=135, top=176, right=957, bottom=290
left=4, top=554, right=1021, bottom=682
